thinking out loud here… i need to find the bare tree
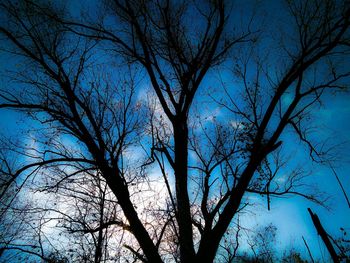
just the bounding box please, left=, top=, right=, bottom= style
left=42, top=173, right=126, bottom=262
left=1, top=0, right=350, bottom=262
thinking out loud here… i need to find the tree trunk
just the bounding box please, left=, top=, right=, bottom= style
left=95, top=186, right=105, bottom=263
left=105, top=170, right=163, bottom=263
left=308, top=208, right=339, bottom=263
left=196, top=158, right=261, bottom=263
left=173, top=118, right=196, bottom=263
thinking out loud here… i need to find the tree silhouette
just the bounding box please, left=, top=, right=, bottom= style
left=1, top=0, right=350, bottom=262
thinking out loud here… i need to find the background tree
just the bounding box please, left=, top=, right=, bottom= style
left=1, top=0, right=350, bottom=262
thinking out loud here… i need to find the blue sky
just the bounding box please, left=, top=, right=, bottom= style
left=2, top=74, right=348, bottom=262
left=1, top=0, right=350, bottom=262
left=189, top=65, right=350, bottom=260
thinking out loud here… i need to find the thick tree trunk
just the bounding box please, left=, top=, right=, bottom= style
left=196, top=159, right=261, bottom=263
left=104, top=170, right=163, bottom=263
left=173, top=118, right=196, bottom=263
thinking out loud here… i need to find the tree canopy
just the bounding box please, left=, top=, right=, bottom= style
left=0, top=0, right=350, bottom=262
